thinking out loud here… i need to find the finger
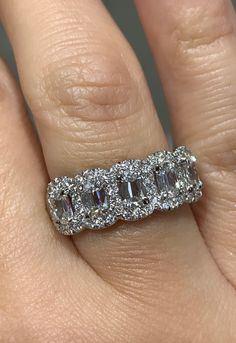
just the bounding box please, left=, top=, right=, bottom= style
left=0, top=0, right=166, bottom=176
left=0, top=59, right=116, bottom=341
left=0, top=0, right=222, bottom=303
left=135, top=0, right=236, bottom=286
left=0, top=58, right=55, bottom=265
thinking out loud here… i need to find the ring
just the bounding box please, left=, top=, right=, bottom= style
left=47, top=146, right=203, bottom=235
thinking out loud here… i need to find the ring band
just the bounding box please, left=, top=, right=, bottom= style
left=47, top=146, right=203, bottom=235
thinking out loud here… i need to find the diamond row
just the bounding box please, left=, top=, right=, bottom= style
left=47, top=146, right=203, bottom=235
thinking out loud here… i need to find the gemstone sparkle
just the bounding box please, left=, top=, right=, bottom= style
left=54, top=195, right=74, bottom=223
left=118, top=180, right=146, bottom=201
left=47, top=147, right=203, bottom=234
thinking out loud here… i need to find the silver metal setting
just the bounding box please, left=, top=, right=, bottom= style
left=47, top=146, right=203, bottom=235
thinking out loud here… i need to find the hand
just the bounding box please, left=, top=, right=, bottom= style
left=0, top=0, right=236, bottom=342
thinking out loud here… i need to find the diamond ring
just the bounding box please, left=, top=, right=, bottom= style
left=47, top=146, right=203, bottom=235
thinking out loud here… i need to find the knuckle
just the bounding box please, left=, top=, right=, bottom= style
left=36, top=49, right=142, bottom=123
left=30, top=47, right=150, bottom=168
left=170, top=0, right=234, bottom=70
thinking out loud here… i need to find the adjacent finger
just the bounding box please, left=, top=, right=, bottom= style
left=0, top=0, right=223, bottom=306
left=0, top=58, right=54, bottom=267
left=135, top=0, right=236, bottom=286
left=0, top=59, right=119, bottom=341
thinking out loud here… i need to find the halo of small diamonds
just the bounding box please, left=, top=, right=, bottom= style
left=173, top=146, right=203, bottom=203
left=75, top=168, right=118, bottom=230
left=111, top=159, right=154, bottom=221
left=47, top=147, right=203, bottom=235
left=47, top=176, right=84, bottom=235
left=145, top=150, right=185, bottom=211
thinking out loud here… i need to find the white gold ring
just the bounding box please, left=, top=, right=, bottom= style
left=47, top=146, right=203, bottom=235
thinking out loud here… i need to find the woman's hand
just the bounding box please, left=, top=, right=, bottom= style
left=0, top=0, right=236, bottom=342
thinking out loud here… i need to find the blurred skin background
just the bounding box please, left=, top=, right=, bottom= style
left=0, top=0, right=236, bottom=141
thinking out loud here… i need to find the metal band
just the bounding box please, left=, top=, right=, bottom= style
left=47, top=146, right=203, bottom=235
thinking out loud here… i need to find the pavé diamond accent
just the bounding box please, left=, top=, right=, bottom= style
left=47, top=147, right=203, bottom=234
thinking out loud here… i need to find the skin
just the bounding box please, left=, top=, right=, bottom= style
left=0, top=0, right=236, bottom=341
